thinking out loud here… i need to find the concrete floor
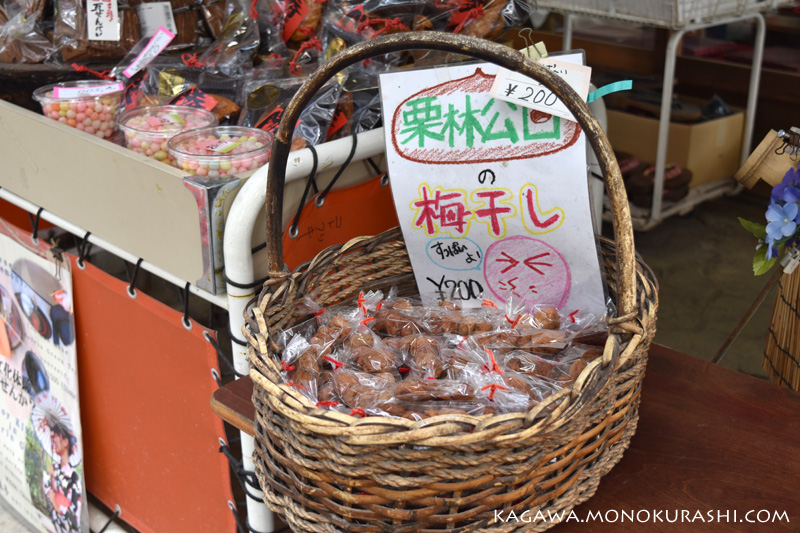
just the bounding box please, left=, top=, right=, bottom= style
left=622, top=191, right=774, bottom=379
left=0, top=190, right=779, bottom=533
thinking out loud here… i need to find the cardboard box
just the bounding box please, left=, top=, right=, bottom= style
left=605, top=107, right=745, bottom=187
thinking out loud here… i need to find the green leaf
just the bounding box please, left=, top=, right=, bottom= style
left=739, top=217, right=766, bottom=239
left=753, top=244, right=777, bottom=275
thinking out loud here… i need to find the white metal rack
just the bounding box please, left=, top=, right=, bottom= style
left=549, top=8, right=771, bottom=229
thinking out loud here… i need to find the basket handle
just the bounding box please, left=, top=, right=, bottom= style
left=264, top=32, right=637, bottom=319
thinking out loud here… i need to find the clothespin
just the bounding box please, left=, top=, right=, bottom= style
left=781, top=247, right=800, bottom=274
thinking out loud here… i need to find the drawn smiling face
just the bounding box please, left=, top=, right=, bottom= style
left=483, top=236, right=571, bottom=308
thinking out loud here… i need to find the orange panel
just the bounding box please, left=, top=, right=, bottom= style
left=0, top=199, right=54, bottom=232
left=70, top=255, right=235, bottom=533
left=282, top=174, right=399, bottom=270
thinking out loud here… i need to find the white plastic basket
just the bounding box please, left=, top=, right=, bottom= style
left=530, top=0, right=792, bottom=28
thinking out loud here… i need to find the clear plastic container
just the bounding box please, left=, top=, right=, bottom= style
left=33, top=80, right=125, bottom=139
left=117, top=105, right=218, bottom=164
left=168, top=126, right=273, bottom=178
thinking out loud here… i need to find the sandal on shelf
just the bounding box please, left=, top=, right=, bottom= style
left=626, top=163, right=693, bottom=195
left=631, top=182, right=690, bottom=208
left=614, top=151, right=645, bottom=183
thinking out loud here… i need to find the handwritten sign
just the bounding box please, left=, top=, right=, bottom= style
left=379, top=62, right=606, bottom=316
left=87, top=0, right=120, bottom=41
left=122, top=26, right=175, bottom=79
left=490, top=57, right=591, bottom=123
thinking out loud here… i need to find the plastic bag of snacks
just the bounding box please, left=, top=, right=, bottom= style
left=0, top=6, right=54, bottom=63
left=271, top=289, right=611, bottom=421
left=238, top=74, right=345, bottom=150
left=128, top=0, right=209, bottom=49
left=53, top=0, right=141, bottom=61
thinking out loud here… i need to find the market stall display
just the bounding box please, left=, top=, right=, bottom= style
left=245, top=32, right=658, bottom=533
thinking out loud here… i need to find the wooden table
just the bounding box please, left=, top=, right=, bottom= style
left=212, top=345, right=800, bottom=531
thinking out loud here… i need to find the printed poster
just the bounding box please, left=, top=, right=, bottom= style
left=379, top=62, right=607, bottom=316
left=0, top=218, right=88, bottom=533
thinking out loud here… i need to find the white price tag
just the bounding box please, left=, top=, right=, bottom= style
left=136, top=2, right=177, bottom=38
left=53, top=82, right=124, bottom=98
left=122, top=26, right=175, bottom=79
left=86, top=0, right=121, bottom=41
left=489, top=57, right=591, bottom=123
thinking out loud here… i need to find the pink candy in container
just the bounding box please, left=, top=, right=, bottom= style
left=167, top=126, right=273, bottom=178
left=33, top=80, right=124, bottom=139
left=117, top=105, right=218, bottom=164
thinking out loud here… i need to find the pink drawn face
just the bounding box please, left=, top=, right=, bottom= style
left=483, top=236, right=571, bottom=309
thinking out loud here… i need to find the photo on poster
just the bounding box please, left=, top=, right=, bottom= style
left=0, top=218, right=87, bottom=533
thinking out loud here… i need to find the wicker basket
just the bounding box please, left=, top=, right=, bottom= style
left=245, top=32, right=659, bottom=533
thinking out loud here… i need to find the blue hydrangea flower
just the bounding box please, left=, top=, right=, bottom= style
left=766, top=202, right=798, bottom=241
left=772, top=167, right=800, bottom=203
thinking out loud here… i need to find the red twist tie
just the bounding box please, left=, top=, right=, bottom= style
left=360, top=317, right=376, bottom=326
left=425, top=376, right=437, bottom=380
left=356, top=291, right=367, bottom=315
left=568, top=310, right=579, bottom=324
left=481, top=383, right=506, bottom=401
left=505, top=314, right=521, bottom=328
left=357, top=17, right=408, bottom=38
left=398, top=367, right=411, bottom=373
left=376, top=301, right=384, bottom=312
left=350, top=408, right=366, bottom=417
left=485, top=348, right=504, bottom=374
left=286, top=379, right=306, bottom=389
left=314, top=307, right=327, bottom=320
left=249, top=0, right=258, bottom=20
left=288, top=36, right=323, bottom=75
left=281, top=360, right=296, bottom=372
left=482, top=299, right=498, bottom=308
left=323, top=355, right=345, bottom=370
left=453, top=5, right=484, bottom=34
left=316, top=400, right=339, bottom=407
left=181, top=53, right=203, bottom=68
left=70, top=63, right=114, bottom=81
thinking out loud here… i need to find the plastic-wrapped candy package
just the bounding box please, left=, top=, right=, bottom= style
left=54, top=0, right=141, bottom=61
left=238, top=74, right=345, bottom=150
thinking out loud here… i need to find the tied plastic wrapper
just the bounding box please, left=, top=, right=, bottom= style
left=197, top=12, right=260, bottom=76
left=272, top=288, right=611, bottom=421
left=54, top=0, right=141, bottom=61
left=0, top=7, right=54, bottom=63
left=317, top=1, right=446, bottom=91
left=134, top=58, right=249, bottom=120
left=128, top=0, right=210, bottom=49
left=239, top=73, right=345, bottom=150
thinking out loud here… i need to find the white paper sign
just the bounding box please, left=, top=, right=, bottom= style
left=86, top=0, right=120, bottom=41
left=122, top=26, right=175, bottom=79
left=136, top=2, right=178, bottom=38
left=490, top=57, right=591, bottom=123
left=379, top=62, right=606, bottom=316
left=0, top=219, right=88, bottom=533
left=53, top=83, right=124, bottom=99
